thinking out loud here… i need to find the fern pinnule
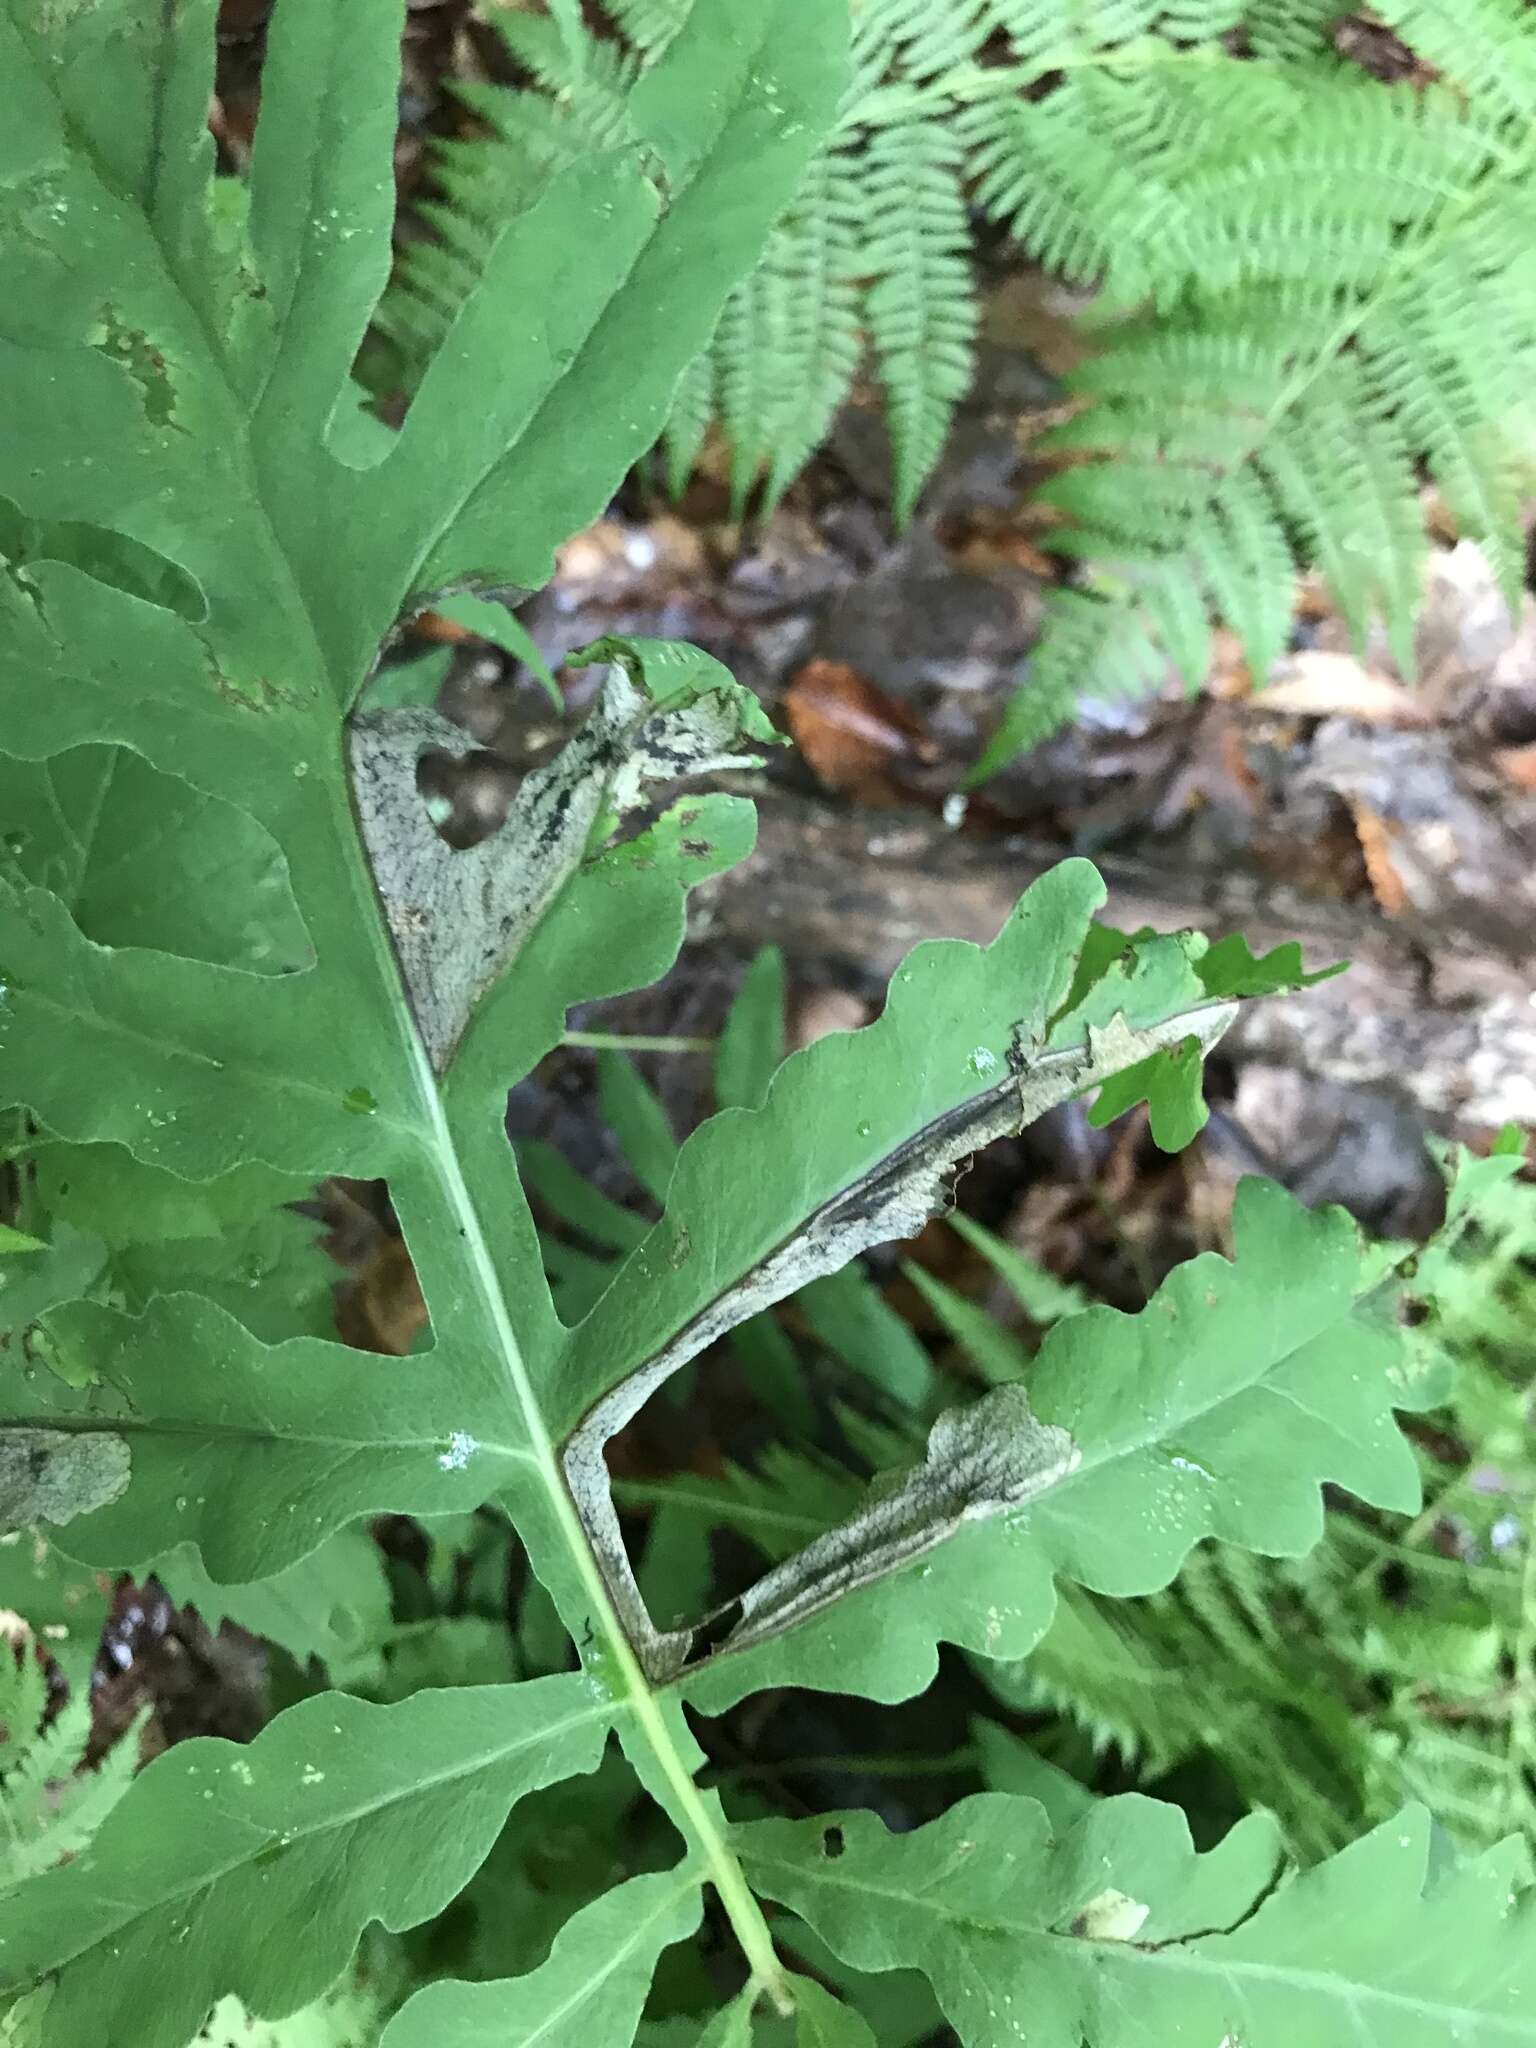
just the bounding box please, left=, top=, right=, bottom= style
left=490, top=9, right=643, bottom=148
left=662, top=342, right=715, bottom=499
left=878, top=0, right=994, bottom=79
left=703, top=152, right=863, bottom=514
left=0, top=1639, right=139, bottom=1891
left=960, top=90, right=1154, bottom=290
left=604, top=0, right=694, bottom=48
left=1190, top=466, right=1295, bottom=674
left=760, top=153, right=863, bottom=509
left=863, top=118, right=976, bottom=525
left=980, top=0, right=1171, bottom=71
left=1242, top=0, right=1345, bottom=60
left=971, top=582, right=1180, bottom=771
left=711, top=273, right=778, bottom=515
left=1153, top=0, right=1246, bottom=36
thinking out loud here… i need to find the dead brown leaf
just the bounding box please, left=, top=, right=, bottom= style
left=1204, top=627, right=1254, bottom=702
left=338, top=1237, right=429, bottom=1357
left=784, top=658, right=939, bottom=803
left=411, top=609, right=473, bottom=645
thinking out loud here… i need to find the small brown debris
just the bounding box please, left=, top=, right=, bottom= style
left=1252, top=652, right=1427, bottom=726
left=1493, top=742, right=1536, bottom=792
left=789, top=987, right=873, bottom=1050
left=1349, top=801, right=1412, bottom=918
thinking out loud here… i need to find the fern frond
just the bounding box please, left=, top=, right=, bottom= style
left=1154, top=0, right=1246, bottom=35
left=0, top=1641, right=138, bottom=1891
left=980, top=28, right=1536, bottom=757
left=705, top=146, right=863, bottom=515
left=862, top=118, right=976, bottom=523
left=981, top=1, right=1165, bottom=71
left=761, top=152, right=863, bottom=508
left=396, top=0, right=1536, bottom=706
left=490, top=9, right=643, bottom=150
left=712, top=268, right=778, bottom=513
left=971, top=580, right=1184, bottom=775
left=1262, top=372, right=1427, bottom=663
left=663, top=341, right=715, bottom=499
left=604, top=0, right=694, bottom=53
left=378, top=75, right=572, bottom=370
left=1385, top=0, right=1536, bottom=124
left=964, top=58, right=1312, bottom=306
left=1243, top=0, right=1344, bottom=61
left=876, top=0, right=995, bottom=78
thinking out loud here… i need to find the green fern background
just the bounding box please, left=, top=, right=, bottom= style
left=389, top=0, right=1536, bottom=766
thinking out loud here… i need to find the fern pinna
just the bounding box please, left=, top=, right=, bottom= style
left=5, top=4, right=1536, bottom=2044
left=407, top=0, right=1536, bottom=767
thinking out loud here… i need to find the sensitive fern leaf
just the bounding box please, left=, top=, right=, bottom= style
left=737, top=1795, right=1536, bottom=2046
left=378, top=1869, right=701, bottom=2047
left=4, top=6, right=1534, bottom=2042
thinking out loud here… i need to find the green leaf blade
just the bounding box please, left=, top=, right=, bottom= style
left=418, top=0, right=849, bottom=592
left=0, top=1680, right=612, bottom=2048
left=379, top=1869, right=702, bottom=2048
left=737, top=1795, right=1536, bottom=2046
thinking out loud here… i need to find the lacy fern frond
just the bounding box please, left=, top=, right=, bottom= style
left=0, top=1638, right=137, bottom=1893
left=978, top=11, right=1536, bottom=765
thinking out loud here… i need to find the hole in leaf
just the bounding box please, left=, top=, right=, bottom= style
left=0, top=492, right=204, bottom=623
left=821, top=1824, right=845, bottom=1859
left=317, top=1179, right=433, bottom=1359
left=415, top=744, right=515, bottom=850
left=686, top=1598, right=742, bottom=1665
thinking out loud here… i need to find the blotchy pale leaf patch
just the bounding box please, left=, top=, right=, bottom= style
left=0, top=1430, right=128, bottom=1532
left=352, top=643, right=775, bottom=1069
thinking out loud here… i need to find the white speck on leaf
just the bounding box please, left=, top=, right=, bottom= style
left=1491, top=1513, right=1523, bottom=1553
left=438, top=1430, right=479, bottom=1472
left=968, top=1045, right=999, bottom=1078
